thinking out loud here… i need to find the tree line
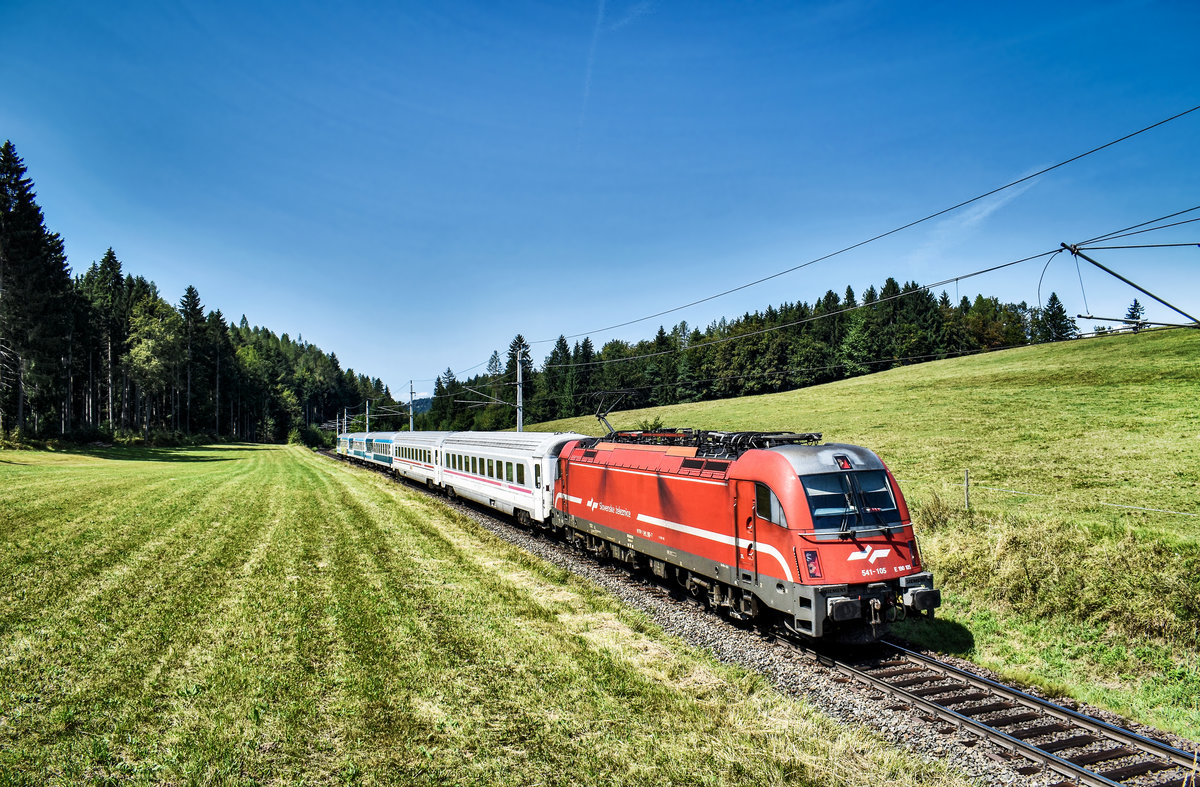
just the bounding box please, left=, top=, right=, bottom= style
left=0, top=140, right=399, bottom=443
left=420, top=278, right=1083, bottom=431
left=2, top=137, right=1091, bottom=442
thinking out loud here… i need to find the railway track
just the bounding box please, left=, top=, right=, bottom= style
left=329, top=450, right=1199, bottom=786
left=821, top=642, right=1199, bottom=787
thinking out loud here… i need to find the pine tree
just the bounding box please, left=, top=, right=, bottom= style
left=92, top=249, right=126, bottom=426
left=0, top=141, right=72, bottom=434
left=548, top=335, right=573, bottom=419
left=1125, top=298, right=1145, bottom=332
left=178, top=285, right=204, bottom=433
left=574, top=337, right=595, bottom=402
left=205, top=310, right=230, bottom=435
left=1038, top=292, right=1078, bottom=342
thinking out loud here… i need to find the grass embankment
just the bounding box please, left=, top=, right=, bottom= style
left=537, top=328, right=1200, bottom=739
left=0, top=444, right=967, bottom=786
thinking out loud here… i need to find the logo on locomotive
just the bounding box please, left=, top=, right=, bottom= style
left=586, top=498, right=632, bottom=518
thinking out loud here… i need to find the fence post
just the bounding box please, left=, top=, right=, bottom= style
left=964, top=468, right=970, bottom=511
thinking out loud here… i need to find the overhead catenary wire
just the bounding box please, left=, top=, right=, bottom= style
left=530, top=104, right=1200, bottom=345
left=1077, top=205, right=1200, bottom=245
left=423, top=205, right=1196, bottom=389
left=513, top=338, right=1055, bottom=408
left=427, top=338, right=1039, bottom=405
left=411, top=200, right=1200, bottom=392
left=409, top=204, right=1197, bottom=402
left=542, top=249, right=1060, bottom=370
left=1077, top=242, right=1200, bottom=250
left=1062, top=243, right=1200, bottom=325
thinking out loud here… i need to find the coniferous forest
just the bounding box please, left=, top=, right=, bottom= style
left=419, top=279, right=1080, bottom=432
left=1, top=139, right=1083, bottom=442
left=420, top=276, right=1084, bottom=432
left=0, top=141, right=400, bottom=443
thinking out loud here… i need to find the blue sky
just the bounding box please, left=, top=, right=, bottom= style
left=4, top=1, right=1198, bottom=396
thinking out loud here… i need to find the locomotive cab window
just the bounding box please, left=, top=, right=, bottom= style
left=754, top=483, right=787, bottom=527
left=801, top=470, right=901, bottom=534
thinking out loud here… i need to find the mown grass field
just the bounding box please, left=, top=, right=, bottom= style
left=0, top=444, right=969, bottom=786
left=537, top=328, right=1200, bottom=739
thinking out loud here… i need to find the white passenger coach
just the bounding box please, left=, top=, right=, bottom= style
left=337, top=430, right=587, bottom=526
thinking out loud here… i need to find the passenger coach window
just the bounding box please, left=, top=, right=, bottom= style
left=487, top=459, right=494, bottom=477
left=506, top=462, right=513, bottom=482
left=517, top=464, right=525, bottom=485
left=755, top=483, right=788, bottom=528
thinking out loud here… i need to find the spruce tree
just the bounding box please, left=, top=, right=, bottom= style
left=1125, top=298, right=1145, bottom=332
left=1040, top=292, right=1078, bottom=341
left=178, top=285, right=204, bottom=433
left=93, top=248, right=126, bottom=426
left=0, top=141, right=72, bottom=434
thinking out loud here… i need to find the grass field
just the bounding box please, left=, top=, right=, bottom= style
left=0, top=444, right=969, bottom=786
left=536, top=328, right=1200, bottom=739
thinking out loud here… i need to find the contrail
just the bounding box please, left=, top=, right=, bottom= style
left=579, top=0, right=607, bottom=131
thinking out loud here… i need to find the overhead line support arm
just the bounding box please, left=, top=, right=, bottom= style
left=1061, top=243, right=1199, bottom=325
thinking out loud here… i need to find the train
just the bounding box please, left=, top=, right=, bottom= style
left=336, top=427, right=940, bottom=643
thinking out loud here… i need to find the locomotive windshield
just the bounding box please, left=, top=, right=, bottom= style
left=801, top=470, right=902, bottom=534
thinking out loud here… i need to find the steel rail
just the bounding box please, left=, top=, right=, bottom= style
left=816, top=650, right=1129, bottom=787
left=887, top=643, right=1200, bottom=773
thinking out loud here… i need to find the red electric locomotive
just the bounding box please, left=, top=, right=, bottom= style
left=550, top=429, right=940, bottom=643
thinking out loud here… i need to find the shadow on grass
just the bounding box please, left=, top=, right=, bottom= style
left=891, top=615, right=976, bottom=656
left=71, top=444, right=264, bottom=463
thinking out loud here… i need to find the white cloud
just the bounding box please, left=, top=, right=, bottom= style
left=906, top=175, right=1038, bottom=269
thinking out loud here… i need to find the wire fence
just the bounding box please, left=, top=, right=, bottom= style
left=898, top=472, right=1197, bottom=518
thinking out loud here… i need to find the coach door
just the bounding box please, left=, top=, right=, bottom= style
left=733, top=481, right=759, bottom=584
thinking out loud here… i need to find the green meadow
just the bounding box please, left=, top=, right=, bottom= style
left=537, top=328, right=1200, bottom=739
left=0, top=444, right=967, bottom=786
